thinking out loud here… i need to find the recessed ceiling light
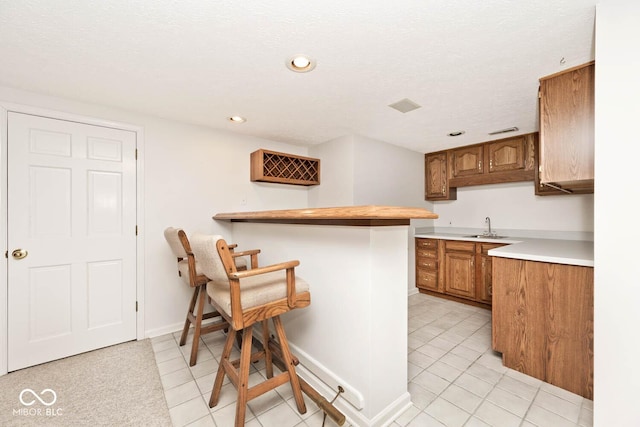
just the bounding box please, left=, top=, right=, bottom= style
left=286, top=55, right=316, bottom=73
left=448, top=131, right=465, bottom=137
left=228, top=116, right=246, bottom=123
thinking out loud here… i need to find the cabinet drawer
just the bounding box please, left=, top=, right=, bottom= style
left=417, top=269, right=438, bottom=288
left=417, top=249, right=437, bottom=258
left=445, top=240, right=476, bottom=252
left=416, top=239, right=438, bottom=249
left=416, top=257, right=437, bottom=270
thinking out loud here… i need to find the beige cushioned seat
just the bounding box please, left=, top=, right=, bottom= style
left=207, top=272, right=309, bottom=318
left=190, top=233, right=308, bottom=317
left=165, top=227, right=247, bottom=286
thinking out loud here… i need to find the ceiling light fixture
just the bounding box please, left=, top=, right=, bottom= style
left=447, top=131, right=465, bottom=137
left=228, top=116, right=246, bottom=123
left=286, top=55, right=316, bottom=73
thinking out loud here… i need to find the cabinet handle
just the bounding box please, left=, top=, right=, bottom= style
left=478, top=160, right=482, bottom=171
left=489, top=159, right=493, bottom=170
left=488, top=285, right=492, bottom=296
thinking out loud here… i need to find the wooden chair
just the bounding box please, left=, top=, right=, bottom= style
left=163, top=227, right=260, bottom=366
left=190, top=233, right=311, bottom=426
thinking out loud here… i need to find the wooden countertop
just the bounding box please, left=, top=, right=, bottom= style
left=213, top=205, right=438, bottom=226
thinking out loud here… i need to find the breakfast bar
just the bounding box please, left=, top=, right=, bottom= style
left=214, top=205, right=437, bottom=426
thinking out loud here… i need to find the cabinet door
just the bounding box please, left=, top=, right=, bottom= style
left=476, top=243, right=506, bottom=304
left=488, top=137, right=525, bottom=173
left=451, top=145, right=483, bottom=178
left=539, top=62, right=594, bottom=186
left=444, top=251, right=475, bottom=299
left=425, top=152, right=455, bottom=200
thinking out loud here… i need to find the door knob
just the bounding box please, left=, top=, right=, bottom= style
left=12, top=249, right=28, bottom=260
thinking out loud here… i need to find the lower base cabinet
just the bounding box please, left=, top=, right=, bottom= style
left=491, top=257, right=594, bottom=399
left=415, top=238, right=505, bottom=308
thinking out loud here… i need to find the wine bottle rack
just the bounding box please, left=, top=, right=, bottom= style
left=250, top=149, right=320, bottom=186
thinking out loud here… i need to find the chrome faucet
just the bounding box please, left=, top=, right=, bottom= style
left=484, top=216, right=495, bottom=236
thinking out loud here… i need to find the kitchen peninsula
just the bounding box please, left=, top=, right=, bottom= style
left=214, top=205, right=437, bottom=427
left=414, top=230, right=594, bottom=399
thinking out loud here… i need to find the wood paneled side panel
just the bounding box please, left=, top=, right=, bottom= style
left=491, top=258, right=547, bottom=380
left=492, top=257, right=594, bottom=399
left=544, top=263, right=594, bottom=399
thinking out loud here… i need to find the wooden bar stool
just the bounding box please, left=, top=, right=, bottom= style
left=163, top=227, right=260, bottom=366
left=190, top=233, right=311, bottom=426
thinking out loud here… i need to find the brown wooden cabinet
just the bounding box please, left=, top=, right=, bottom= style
left=444, top=241, right=476, bottom=299
left=487, top=136, right=532, bottom=174
left=538, top=61, right=594, bottom=194
left=451, top=145, right=484, bottom=178
left=424, top=151, right=456, bottom=201
left=415, top=238, right=441, bottom=292
left=492, top=257, right=594, bottom=399
left=415, top=238, right=505, bottom=308
left=476, top=243, right=505, bottom=304
left=425, top=133, right=537, bottom=200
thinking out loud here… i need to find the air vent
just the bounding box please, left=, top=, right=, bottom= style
left=489, top=127, right=519, bottom=135
left=388, top=98, right=421, bottom=113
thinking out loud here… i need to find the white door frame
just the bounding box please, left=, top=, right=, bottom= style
left=0, top=102, right=145, bottom=376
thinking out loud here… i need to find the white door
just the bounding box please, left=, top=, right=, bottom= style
left=7, top=112, right=137, bottom=371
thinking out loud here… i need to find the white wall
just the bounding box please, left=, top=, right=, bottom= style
left=0, top=85, right=311, bottom=337
left=308, top=135, right=355, bottom=207
left=432, top=181, right=594, bottom=232
left=594, top=1, right=640, bottom=425
left=352, top=135, right=429, bottom=207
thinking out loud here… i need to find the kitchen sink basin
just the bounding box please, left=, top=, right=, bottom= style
left=463, top=234, right=509, bottom=239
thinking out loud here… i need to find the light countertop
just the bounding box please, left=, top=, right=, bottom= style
left=414, top=232, right=593, bottom=267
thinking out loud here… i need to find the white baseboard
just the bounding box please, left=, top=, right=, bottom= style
left=290, top=341, right=412, bottom=427
left=145, top=321, right=183, bottom=339
left=408, top=287, right=419, bottom=297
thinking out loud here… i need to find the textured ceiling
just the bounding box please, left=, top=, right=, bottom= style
left=0, top=0, right=596, bottom=153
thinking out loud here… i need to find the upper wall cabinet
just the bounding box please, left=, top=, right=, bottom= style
left=425, top=151, right=457, bottom=201
left=538, top=61, right=594, bottom=194
left=451, top=145, right=484, bottom=178
left=425, top=133, right=537, bottom=200
left=448, top=134, right=536, bottom=188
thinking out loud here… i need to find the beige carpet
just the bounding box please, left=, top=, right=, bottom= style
left=0, top=339, right=172, bottom=426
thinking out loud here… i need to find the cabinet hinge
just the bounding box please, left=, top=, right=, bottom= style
left=135, top=149, right=138, bottom=160
left=136, top=301, right=138, bottom=312
left=135, top=225, right=138, bottom=236
left=4, top=251, right=7, bottom=259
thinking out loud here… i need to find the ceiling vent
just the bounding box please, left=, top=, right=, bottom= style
left=388, top=98, right=421, bottom=113
left=489, top=126, right=519, bottom=135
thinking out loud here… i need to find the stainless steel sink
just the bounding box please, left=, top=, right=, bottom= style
left=463, top=234, right=509, bottom=239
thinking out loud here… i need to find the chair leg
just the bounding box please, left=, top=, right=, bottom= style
left=189, top=284, right=207, bottom=366
left=210, top=328, right=236, bottom=407
left=235, top=325, right=254, bottom=427
left=180, top=286, right=199, bottom=346
left=262, top=320, right=273, bottom=379
left=273, top=316, right=306, bottom=414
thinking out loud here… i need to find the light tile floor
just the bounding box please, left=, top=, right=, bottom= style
left=151, top=293, right=593, bottom=427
